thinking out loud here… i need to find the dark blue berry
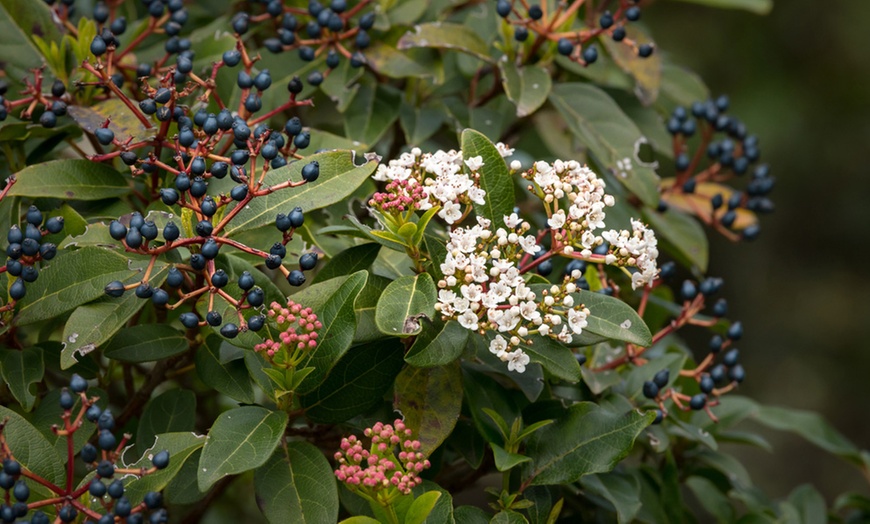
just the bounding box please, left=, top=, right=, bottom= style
left=135, top=283, right=153, bottom=299
left=21, top=238, right=39, bottom=257
left=211, top=269, right=228, bottom=288
left=612, top=26, right=626, bottom=42
left=231, top=13, right=249, bottom=34
left=727, top=321, right=743, bottom=340
left=108, top=479, right=125, bottom=499
left=699, top=375, right=715, bottom=394
left=98, top=410, right=115, bottom=430
left=642, top=381, right=659, bottom=399
left=140, top=220, right=158, bottom=240
left=680, top=280, right=697, bottom=301
left=301, top=161, right=320, bottom=182
left=742, top=224, right=761, bottom=241
left=159, top=222, right=179, bottom=243
left=9, top=279, right=26, bottom=300
left=97, top=460, right=115, bottom=478
left=626, top=6, right=641, bottom=21
left=356, top=30, right=370, bottom=49
left=70, top=373, right=88, bottom=393
left=91, top=36, right=108, bottom=56
left=180, top=313, right=199, bottom=328
left=723, top=348, right=740, bottom=367
left=536, top=259, right=553, bottom=276
left=82, top=442, right=99, bottom=463
left=653, top=368, right=670, bottom=388
left=125, top=228, right=143, bottom=249
left=287, top=270, right=306, bottom=286
left=728, top=364, right=745, bottom=383
left=689, top=394, right=706, bottom=410
left=152, top=289, right=169, bottom=306
left=96, top=127, right=115, bottom=144
left=248, top=315, right=266, bottom=331
left=206, top=311, right=222, bottom=326
left=265, top=254, right=282, bottom=269
left=115, top=497, right=132, bottom=517
left=308, top=71, right=324, bottom=86
left=6, top=226, right=22, bottom=244
left=190, top=254, right=206, bottom=271
left=152, top=450, right=170, bottom=469
left=289, top=207, right=305, bottom=227
left=195, top=220, right=213, bottom=238
left=98, top=429, right=117, bottom=451
left=201, top=239, right=220, bottom=259
left=190, top=177, right=208, bottom=198
left=270, top=243, right=286, bottom=259
left=528, top=4, right=542, bottom=19
left=638, top=44, right=654, bottom=58
left=712, top=298, right=728, bottom=317
left=5, top=260, right=21, bottom=276
left=299, top=252, right=318, bottom=270
left=245, top=93, right=262, bottom=113
left=58, top=505, right=78, bottom=522
left=58, top=390, right=74, bottom=410
left=582, top=45, right=598, bottom=64
left=231, top=185, right=248, bottom=201
left=86, top=404, right=102, bottom=422
left=557, top=38, right=574, bottom=56
left=247, top=288, right=264, bottom=308
left=220, top=323, right=239, bottom=338
left=46, top=216, right=64, bottom=233
left=21, top=266, right=38, bottom=283
left=144, top=491, right=163, bottom=509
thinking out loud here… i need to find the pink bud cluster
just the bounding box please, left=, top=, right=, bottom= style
left=334, top=419, right=430, bottom=496
left=368, top=179, right=428, bottom=214
left=253, top=300, right=322, bottom=360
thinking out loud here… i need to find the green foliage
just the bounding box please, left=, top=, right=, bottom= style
left=0, top=1, right=865, bottom=523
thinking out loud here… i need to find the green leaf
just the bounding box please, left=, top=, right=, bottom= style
left=491, top=443, right=531, bottom=471
left=548, top=83, right=660, bottom=206
left=16, top=247, right=152, bottom=325
left=198, top=406, right=288, bottom=491
left=0, top=347, right=43, bottom=411
left=375, top=273, right=437, bottom=337
left=67, top=99, right=151, bottom=143
left=340, top=518, right=381, bottom=524
left=365, top=42, right=443, bottom=81
left=103, top=324, right=189, bottom=363
left=491, top=511, right=529, bottom=524
left=59, top=263, right=169, bottom=369
left=0, top=406, right=64, bottom=486
left=643, top=208, right=709, bottom=272
left=751, top=405, right=863, bottom=464
left=0, top=0, right=63, bottom=85
left=461, top=129, right=515, bottom=225
left=353, top=273, right=391, bottom=343
left=135, top=389, right=197, bottom=453
left=523, top=402, right=654, bottom=485
left=500, top=63, right=552, bottom=118
left=517, top=335, right=582, bottom=382
left=394, top=361, right=463, bottom=455
left=667, top=0, right=772, bottom=15
left=122, top=432, right=207, bottom=504
left=601, top=26, right=661, bottom=106
left=301, top=339, right=405, bottom=423
left=195, top=335, right=255, bottom=404
left=405, top=319, right=468, bottom=367
left=659, top=63, right=710, bottom=109
left=574, top=290, right=652, bottom=346
left=400, top=103, right=446, bottom=145
left=344, top=80, right=401, bottom=147
left=9, top=159, right=131, bottom=200
left=254, top=442, right=339, bottom=524
left=454, top=506, right=490, bottom=524
left=580, top=472, right=643, bottom=523
left=398, top=23, right=492, bottom=62
left=313, top=243, right=381, bottom=283
left=224, top=151, right=378, bottom=235
left=684, top=476, right=735, bottom=523
left=297, top=271, right=368, bottom=393
left=406, top=491, right=443, bottom=524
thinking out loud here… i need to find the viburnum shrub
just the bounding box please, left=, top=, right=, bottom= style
left=0, top=0, right=865, bottom=522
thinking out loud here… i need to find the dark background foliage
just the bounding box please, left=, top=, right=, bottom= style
left=649, top=0, right=870, bottom=499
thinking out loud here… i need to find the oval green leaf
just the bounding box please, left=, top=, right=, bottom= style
left=375, top=273, right=437, bottom=337
left=254, top=442, right=339, bottom=524
left=198, top=406, right=288, bottom=491
left=9, top=159, right=131, bottom=200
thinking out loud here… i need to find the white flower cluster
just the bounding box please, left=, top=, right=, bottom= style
left=524, top=160, right=659, bottom=289
left=372, top=144, right=512, bottom=224
left=435, top=214, right=591, bottom=374
left=602, top=219, right=659, bottom=289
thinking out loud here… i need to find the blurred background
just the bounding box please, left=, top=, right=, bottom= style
left=649, top=0, right=870, bottom=501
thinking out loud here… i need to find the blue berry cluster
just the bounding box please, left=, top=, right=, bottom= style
left=496, top=0, right=653, bottom=66
left=232, top=0, right=374, bottom=83
left=641, top=263, right=746, bottom=423
left=3, top=206, right=63, bottom=303
left=664, top=95, right=774, bottom=241
left=0, top=374, right=169, bottom=523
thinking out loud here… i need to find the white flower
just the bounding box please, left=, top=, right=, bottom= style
left=510, top=160, right=522, bottom=171
left=489, top=335, right=508, bottom=357
left=495, top=142, right=515, bottom=158
left=518, top=236, right=540, bottom=255
left=506, top=350, right=530, bottom=373
left=458, top=310, right=479, bottom=330
left=503, top=213, right=522, bottom=228
left=547, top=210, right=566, bottom=229
left=567, top=308, right=588, bottom=334
left=464, top=155, right=484, bottom=171
left=439, top=201, right=463, bottom=224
